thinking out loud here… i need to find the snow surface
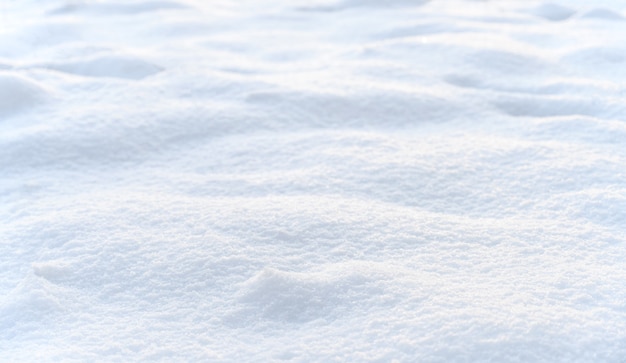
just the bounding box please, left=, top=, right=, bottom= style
left=1, top=0, right=626, bottom=361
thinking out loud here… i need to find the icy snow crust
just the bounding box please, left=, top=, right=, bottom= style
left=1, top=0, right=626, bottom=361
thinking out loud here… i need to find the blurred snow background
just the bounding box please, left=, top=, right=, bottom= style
left=1, top=0, right=625, bottom=361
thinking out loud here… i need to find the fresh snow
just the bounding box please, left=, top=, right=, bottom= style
left=1, top=0, right=626, bottom=361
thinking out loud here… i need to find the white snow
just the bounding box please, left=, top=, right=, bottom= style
left=1, top=0, right=626, bottom=361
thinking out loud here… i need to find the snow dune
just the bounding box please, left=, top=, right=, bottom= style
left=1, top=0, right=626, bottom=361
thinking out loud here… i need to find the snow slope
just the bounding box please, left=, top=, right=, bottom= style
left=1, top=0, right=626, bottom=361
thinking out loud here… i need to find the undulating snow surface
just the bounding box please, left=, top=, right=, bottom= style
left=2, top=0, right=626, bottom=361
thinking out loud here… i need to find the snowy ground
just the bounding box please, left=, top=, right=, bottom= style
left=1, top=0, right=626, bottom=361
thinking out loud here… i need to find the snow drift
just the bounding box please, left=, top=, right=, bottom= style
left=1, top=0, right=625, bottom=361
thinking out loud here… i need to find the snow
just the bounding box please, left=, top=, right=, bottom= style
left=1, top=0, right=625, bottom=361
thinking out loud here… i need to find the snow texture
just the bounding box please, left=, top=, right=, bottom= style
left=1, top=0, right=626, bottom=361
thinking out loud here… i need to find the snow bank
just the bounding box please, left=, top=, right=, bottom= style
left=1, top=0, right=625, bottom=361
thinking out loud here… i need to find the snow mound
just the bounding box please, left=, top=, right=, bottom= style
left=45, top=55, right=163, bottom=80
left=532, top=3, right=576, bottom=21
left=0, top=275, right=62, bottom=336
left=0, top=73, right=50, bottom=117
left=299, top=0, right=429, bottom=12
left=581, top=8, right=624, bottom=21
left=50, top=1, right=187, bottom=16
left=233, top=263, right=393, bottom=324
